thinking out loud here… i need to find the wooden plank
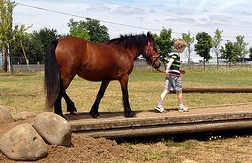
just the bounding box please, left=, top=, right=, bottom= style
left=66, top=104, right=252, bottom=138
left=183, top=87, right=252, bottom=93
left=69, top=112, right=252, bottom=131
left=75, top=120, right=252, bottom=138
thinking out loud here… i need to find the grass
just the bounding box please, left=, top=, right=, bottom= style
left=1, top=66, right=252, bottom=115
left=183, top=65, right=252, bottom=88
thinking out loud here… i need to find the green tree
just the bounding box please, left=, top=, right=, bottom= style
left=0, top=0, right=30, bottom=73
left=153, top=28, right=174, bottom=68
left=27, top=32, right=45, bottom=64
left=18, top=32, right=45, bottom=64
left=68, top=18, right=109, bottom=43
left=182, top=31, right=194, bottom=69
left=0, top=0, right=15, bottom=72
left=221, top=41, right=237, bottom=67
left=194, top=32, right=212, bottom=70
left=36, top=28, right=60, bottom=51
left=68, top=18, right=90, bottom=40
left=212, top=28, right=223, bottom=69
left=234, top=35, right=248, bottom=63
left=30, top=28, right=60, bottom=63
left=12, top=28, right=61, bottom=64
left=11, top=24, right=31, bottom=67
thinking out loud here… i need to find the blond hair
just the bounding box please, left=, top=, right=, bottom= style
left=174, top=39, right=187, bottom=50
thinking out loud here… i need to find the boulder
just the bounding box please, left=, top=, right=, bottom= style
left=32, top=112, right=72, bottom=146
left=0, top=123, right=48, bottom=161
left=0, top=106, right=13, bottom=122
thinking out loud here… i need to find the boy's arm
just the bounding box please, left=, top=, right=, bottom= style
left=165, top=58, right=174, bottom=74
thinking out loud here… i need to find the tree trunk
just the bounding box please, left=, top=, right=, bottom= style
left=8, top=43, right=14, bottom=74
left=216, top=54, right=219, bottom=70
left=187, top=52, right=191, bottom=70
left=2, top=45, right=7, bottom=72
left=203, top=58, right=206, bottom=70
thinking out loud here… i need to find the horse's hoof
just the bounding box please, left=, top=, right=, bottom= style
left=125, top=111, right=136, bottom=118
left=92, top=115, right=100, bottom=118
left=60, top=114, right=67, bottom=120
left=89, top=112, right=100, bottom=118
left=94, top=115, right=100, bottom=118
left=70, top=111, right=78, bottom=116
left=54, top=112, right=67, bottom=119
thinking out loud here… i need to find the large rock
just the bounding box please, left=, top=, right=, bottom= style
left=0, top=123, right=48, bottom=161
left=32, top=112, right=72, bottom=146
left=0, top=106, right=13, bottom=122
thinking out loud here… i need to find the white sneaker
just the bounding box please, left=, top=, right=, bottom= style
left=155, top=106, right=166, bottom=113
left=178, top=106, right=189, bottom=112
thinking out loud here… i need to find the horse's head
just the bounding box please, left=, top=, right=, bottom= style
left=143, top=32, right=161, bottom=69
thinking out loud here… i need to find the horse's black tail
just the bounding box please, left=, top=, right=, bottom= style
left=44, top=40, right=60, bottom=109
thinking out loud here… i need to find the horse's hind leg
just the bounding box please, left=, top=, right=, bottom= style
left=60, top=74, right=77, bottom=116
left=90, top=80, right=110, bottom=118
left=54, top=90, right=77, bottom=119
left=62, top=90, right=77, bottom=115
left=54, top=90, right=65, bottom=118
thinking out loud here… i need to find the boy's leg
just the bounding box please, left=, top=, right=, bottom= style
left=177, top=90, right=189, bottom=112
left=155, top=77, right=172, bottom=113
left=155, top=90, right=169, bottom=113
left=177, top=90, right=183, bottom=104
left=160, top=89, right=169, bottom=103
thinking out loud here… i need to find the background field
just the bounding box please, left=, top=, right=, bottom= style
left=0, top=65, right=252, bottom=115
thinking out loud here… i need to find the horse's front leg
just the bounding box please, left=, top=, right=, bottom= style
left=90, top=80, right=110, bottom=118
left=120, top=76, right=135, bottom=118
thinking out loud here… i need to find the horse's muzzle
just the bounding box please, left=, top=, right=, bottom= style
left=153, top=61, right=161, bottom=69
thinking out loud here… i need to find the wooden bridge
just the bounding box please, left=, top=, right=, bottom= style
left=66, top=103, right=252, bottom=138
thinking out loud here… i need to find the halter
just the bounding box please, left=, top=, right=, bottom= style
left=145, top=41, right=160, bottom=67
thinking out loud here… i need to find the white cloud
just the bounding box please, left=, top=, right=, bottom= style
left=86, top=4, right=111, bottom=13
left=112, top=6, right=146, bottom=15
left=13, top=0, right=252, bottom=45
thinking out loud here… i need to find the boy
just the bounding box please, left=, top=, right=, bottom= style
left=155, top=39, right=189, bottom=113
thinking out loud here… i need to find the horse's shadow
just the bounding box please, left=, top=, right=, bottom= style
left=65, top=108, right=178, bottom=121
left=65, top=111, right=125, bottom=121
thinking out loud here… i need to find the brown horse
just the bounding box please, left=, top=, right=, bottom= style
left=44, top=32, right=161, bottom=118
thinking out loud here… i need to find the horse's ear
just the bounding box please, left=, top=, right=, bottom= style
left=147, top=31, right=152, bottom=41
left=147, top=31, right=151, bottom=37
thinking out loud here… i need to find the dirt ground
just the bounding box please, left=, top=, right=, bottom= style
left=1, top=107, right=252, bottom=163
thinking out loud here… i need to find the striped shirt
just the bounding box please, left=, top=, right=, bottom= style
left=168, top=51, right=180, bottom=75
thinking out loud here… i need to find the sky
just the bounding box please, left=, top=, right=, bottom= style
left=12, top=0, right=252, bottom=59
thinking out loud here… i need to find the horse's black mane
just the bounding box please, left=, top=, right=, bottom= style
left=107, top=33, right=148, bottom=49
